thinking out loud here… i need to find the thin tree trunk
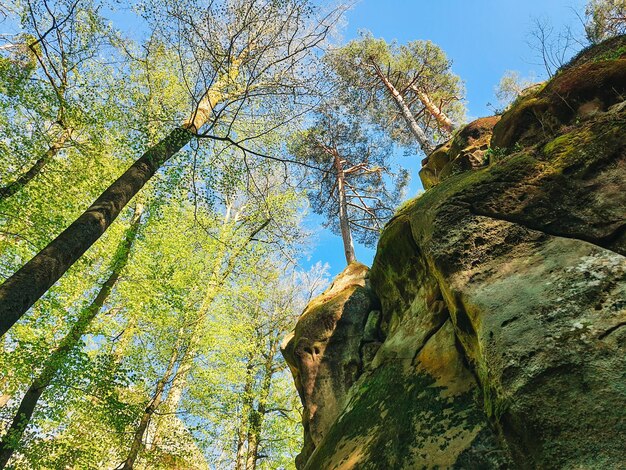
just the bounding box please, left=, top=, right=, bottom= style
left=156, top=215, right=233, bottom=418
left=0, top=204, right=144, bottom=469
left=333, top=155, right=356, bottom=265
left=409, top=85, right=455, bottom=133
left=245, top=340, right=278, bottom=470
left=119, top=333, right=183, bottom=470
left=160, top=338, right=196, bottom=412
left=151, top=210, right=269, bottom=449
left=235, top=355, right=255, bottom=470
left=0, top=128, right=72, bottom=202
left=372, top=66, right=434, bottom=155
left=112, top=317, right=137, bottom=365
left=0, top=368, right=12, bottom=408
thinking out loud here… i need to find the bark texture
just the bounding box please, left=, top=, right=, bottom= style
left=0, top=128, right=192, bottom=338
left=410, top=85, right=455, bottom=133
left=333, top=155, right=356, bottom=265
left=0, top=205, right=143, bottom=468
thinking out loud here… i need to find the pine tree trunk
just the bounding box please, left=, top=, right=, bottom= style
left=333, top=155, right=356, bottom=265
left=119, top=333, right=182, bottom=470
left=410, top=85, right=455, bottom=133
left=0, top=128, right=72, bottom=202
left=373, top=66, right=434, bottom=155
left=0, top=128, right=192, bottom=338
left=0, top=205, right=144, bottom=469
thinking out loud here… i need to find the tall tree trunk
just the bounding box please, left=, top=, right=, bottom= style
left=409, top=85, right=455, bottom=133
left=235, top=355, right=255, bottom=470
left=245, top=340, right=278, bottom=470
left=372, top=66, right=434, bottom=155
left=0, top=204, right=144, bottom=469
left=0, top=128, right=72, bottom=202
left=119, top=333, right=183, bottom=470
left=0, top=128, right=191, bottom=338
left=0, top=64, right=238, bottom=338
left=333, top=155, right=356, bottom=265
left=160, top=338, right=196, bottom=413
left=151, top=210, right=269, bottom=450
left=156, top=214, right=233, bottom=420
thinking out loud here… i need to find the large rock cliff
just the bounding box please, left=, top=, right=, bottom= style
left=282, top=36, right=626, bottom=469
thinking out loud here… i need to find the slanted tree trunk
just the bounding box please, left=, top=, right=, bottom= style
left=409, top=85, right=455, bottom=133
left=112, top=317, right=137, bottom=365
left=245, top=340, right=278, bottom=470
left=0, top=128, right=191, bottom=338
left=122, top=203, right=258, bottom=466
left=0, top=376, right=10, bottom=408
left=372, top=65, right=434, bottom=155
left=0, top=68, right=238, bottom=337
left=0, top=127, right=72, bottom=202
left=0, top=204, right=144, bottom=469
left=119, top=333, right=183, bottom=470
left=333, top=154, right=356, bottom=265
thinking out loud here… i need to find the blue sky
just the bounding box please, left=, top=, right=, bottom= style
left=307, top=0, right=587, bottom=277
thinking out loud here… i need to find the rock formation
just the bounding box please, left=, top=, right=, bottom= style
left=283, top=36, right=626, bottom=469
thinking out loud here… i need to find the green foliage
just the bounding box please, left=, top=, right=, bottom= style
left=289, top=105, right=408, bottom=249
left=494, top=71, right=537, bottom=110
left=0, top=0, right=329, bottom=467
left=327, top=31, right=466, bottom=148
left=483, top=147, right=509, bottom=164
left=585, top=0, right=626, bottom=43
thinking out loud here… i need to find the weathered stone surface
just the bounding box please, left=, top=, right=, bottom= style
left=304, top=321, right=510, bottom=470
left=284, top=38, right=626, bottom=470
left=420, top=116, right=500, bottom=189
left=281, top=262, right=376, bottom=468
left=491, top=37, right=626, bottom=149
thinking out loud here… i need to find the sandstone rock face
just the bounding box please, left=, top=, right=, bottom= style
left=419, top=115, right=501, bottom=189
left=284, top=38, right=626, bottom=469
left=281, top=262, right=378, bottom=468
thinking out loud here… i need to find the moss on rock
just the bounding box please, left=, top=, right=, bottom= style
left=284, top=36, right=626, bottom=470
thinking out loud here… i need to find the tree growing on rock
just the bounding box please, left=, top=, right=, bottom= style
left=290, top=107, right=408, bottom=265
left=585, top=0, right=626, bottom=43
left=494, top=70, right=538, bottom=109
left=326, top=32, right=465, bottom=155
